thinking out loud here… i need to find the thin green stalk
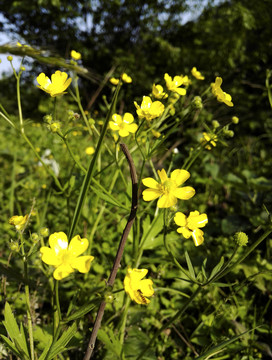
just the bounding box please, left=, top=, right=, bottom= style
left=0, top=111, right=16, bottom=128
left=62, top=136, right=87, bottom=173
left=53, top=280, right=62, bottom=337
left=20, top=235, right=35, bottom=360
left=16, top=67, right=24, bottom=133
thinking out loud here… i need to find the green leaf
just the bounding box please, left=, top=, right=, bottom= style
left=140, top=212, right=164, bottom=250
left=2, top=302, right=30, bottom=358
left=90, top=185, right=128, bottom=210
left=63, top=303, right=96, bottom=322
left=97, top=328, right=122, bottom=356
left=0, top=335, right=22, bottom=358
left=46, top=322, right=77, bottom=360
left=209, top=256, right=225, bottom=280
left=185, top=251, right=196, bottom=280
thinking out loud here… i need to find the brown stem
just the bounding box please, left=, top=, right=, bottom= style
left=83, top=143, right=138, bottom=360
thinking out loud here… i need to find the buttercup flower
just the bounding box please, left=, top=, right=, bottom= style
left=85, top=146, right=95, bottom=155
left=211, top=77, right=234, bottom=107
left=200, top=132, right=218, bottom=150
left=36, top=70, right=72, bottom=97
left=40, top=232, right=94, bottom=280
left=124, top=267, right=154, bottom=304
left=152, top=84, right=168, bottom=99
left=121, top=73, right=132, bottom=83
left=191, top=67, right=205, bottom=80
left=174, top=211, right=208, bottom=246
left=70, top=50, right=81, bottom=60
left=142, top=168, right=195, bottom=208
left=109, top=77, right=119, bottom=85
left=134, top=96, right=165, bottom=121
left=164, top=73, right=186, bottom=95
left=109, top=113, right=138, bottom=137
left=9, top=215, right=28, bottom=231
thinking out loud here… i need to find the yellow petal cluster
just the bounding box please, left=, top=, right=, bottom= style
left=85, top=146, right=95, bottom=155
left=200, top=132, right=218, bottom=150
left=191, top=67, right=205, bottom=80
left=121, top=73, right=132, bottom=83
left=109, top=77, right=119, bottom=85
left=142, top=169, right=195, bottom=208
left=211, top=77, right=234, bottom=107
left=9, top=215, right=28, bottom=231
left=109, top=113, right=138, bottom=137
left=164, top=73, right=186, bottom=96
left=124, top=267, right=154, bottom=304
left=174, top=211, right=208, bottom=246
left=152, top=84, right=168, bottom=99
left=36, top=71, right=72, bottom=97
left=40, top=232, right=94, bottom=280
left=70, top=50, right=81, bottom=60
left=134, top=96, right=164, bottom=121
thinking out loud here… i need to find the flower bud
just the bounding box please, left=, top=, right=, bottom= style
left=20, top=66, right=26, bottom=71
left=40, top=227, right=49, bottom=237
left=49, top=122, right=61, bottom=133
left=9, top=240, right=20, bottom=252
left=212, top=120, right=220, bottom=129
left=31, top=233, right=40, bottom=242
left=43, top=114, right=53, bottom=124
left=7, top=55, right=13, bottom=61
left=232, top=116, right=239, bottom=124
left=233, top=232, right=248, bottom=246
left=192, top=96, right=203, bottom=109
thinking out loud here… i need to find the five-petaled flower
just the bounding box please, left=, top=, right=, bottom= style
left=9, top=215, right=28, bottom=231
left=164, top=73, right=186, bottom=96
left=36, top=71, right=72, bottom=97
left=142, top=169, right=195, bottom=208
left=70, top=50, right=81, bottom=60
left=109, top=113, right=138, bottom=137
left=152, top=84, right=168, bottom=99
left=124, top=267, right=154, bottom=304
left=134, top=96, right=164, bottom=121
left=174, top=210, right=208, bottom=246
left=200, top=132, right=218, bottom=150
left=211, top=77, right=233, bottom=107
left=40, top=232, right=94, bottom=280
left=191, top=67, right=205, bottom=80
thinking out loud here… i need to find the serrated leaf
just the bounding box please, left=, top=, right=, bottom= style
left=209, top=256, right=224, bottom=280
left=0, top=335, right=22, bottom=358
left=98, top=328, right=122, bottom=356
left=46, top=322, right=77, bottom=360
left=63, top=303, right=96, bottom=322
left=185, top=251, right=196, bottom=280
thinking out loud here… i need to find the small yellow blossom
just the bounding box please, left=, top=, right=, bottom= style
left=40, top=232, right=94, bottom=280
left=109, top=77, right=119, bottom=85
left=124, top=267, right=154, bottom=305
left=9, top=215, right=28, bottom=231
left=174, top=210, right=208, bottom=246
left=109, top=113, right=138, bottom=137
left=134, top=96, right=165, bottom=121
left=151, top=129, right=161, bottom=138
left=211, top=77, right=234, bottom=107
left=70, top=50, right=81, bottom=60
left=180, top=75, right=191, bottom=86
left=142, top=169, right=195, bottom=208
left=191, top=67, right=205, bottom=80
left=121, top=73, right=132, bottom=83
left=164, top=73, right=186, bottom=96
left=152, top=84, right=168, bottom=99
left=85, top=146, right=95, bottom=155
left=36, top=70, right=72, bottom=97
left=200, top=132, right=218, bottom=150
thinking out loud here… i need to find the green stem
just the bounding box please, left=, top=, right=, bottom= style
left=0, top=111, right=16, bottom=128
left=53, top=280, right=61, bottom=337
left=16, top=69, right=24, bottom=133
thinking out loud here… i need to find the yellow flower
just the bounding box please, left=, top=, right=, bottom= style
left=164, top=73, right=186, bottom=95
left=36, top=70, right=72, bottom=97
left=142, top=169, right=195, bottom=208
left=40, top=232, right=94, bottom=280
left=85, top=146, right=95, bottom=155
left=200, top=132, right=218, bottom=150
left=121, top=73, right=132, bottom=83
left=124, top=267, right=154, bottom=304
left=134, top=96, right=165, bottom=121
left=9, top=215, right=28, bottom=231
left=174, top=211, right=208, bottom=246
left=191, top=67, right=205, bottom=80
left=109, top=113, right=138, bottom=137
left=70, top=50, right=81, bottom=60
left=211, top=77, right=233, bottom=107
left=152, top=84, right=168, bottom=99
left=109, top=77, right=119, bottom=85
left=180, top=75, right=191, bottom=86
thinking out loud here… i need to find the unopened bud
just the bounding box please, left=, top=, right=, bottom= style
left=233, top=232, right=248, bottom=246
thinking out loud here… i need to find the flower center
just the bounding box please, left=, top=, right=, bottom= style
left=59, top=249, right=74, bottom=265
left=161, top=179, right=175, bottom=194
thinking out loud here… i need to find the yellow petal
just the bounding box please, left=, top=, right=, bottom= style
left=142, top=188, right=161, bottom=201
left=127, top=123, right=138, bottom=133
left=157, top=193, right=177, bottom=208
left=142, top=177, right=159, bottom=189
left=68, top=235, right=89, bottom=257
left=174, top=186, right=195, bottom=200
left=139, top=279, right=154, bottom=297
left=53, top=264, right=74, bottom=280
left=49, top=232, right=68, bottom=254
left=71, top=255, right=94, bottom=273
left=170, top=169, right=190, bottom=186
left=174, top=212, right=187, bottom=227
left=40, top=247, right=60, bottom=266
left=191, top=229, right=204, bottom=246
left=179, top=227, right=192, bottom=239
left=119, top=128, right=129, bottom=137
left=157, top=169, right=168, bottom=183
